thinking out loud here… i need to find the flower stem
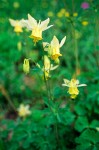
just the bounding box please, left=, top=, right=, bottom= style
left=0, top=85, right=16, bottom=112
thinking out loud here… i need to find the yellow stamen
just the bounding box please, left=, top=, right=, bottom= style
left=29, top=28, right=42, bottom=43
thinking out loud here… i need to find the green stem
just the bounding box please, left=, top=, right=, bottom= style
left=71, top=0, right=79, bottom=77
left=94, top=13, right=99, bottom=68
left=54, top=119, right=59, bottom=144
left=0, top=85, right=16, bottom=112
left=47, top=78, right=53, bottom=101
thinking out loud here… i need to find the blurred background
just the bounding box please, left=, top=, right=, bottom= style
left=0, top=0, right=99, bottom=149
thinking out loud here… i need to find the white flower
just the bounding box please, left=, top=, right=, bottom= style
left=22, top=14, right=53, bottom=43
left=9, top=19, right=24, bottom=33
left=62, top=78, right=87, bottom=99
left=17, top=104, right=31, bottom=117
left=43, top=36, right=66, bottom=60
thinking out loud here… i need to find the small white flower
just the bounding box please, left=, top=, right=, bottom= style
left=9, top=19, right=24, bottom=33
left=17, top=104, right=31, bottom=117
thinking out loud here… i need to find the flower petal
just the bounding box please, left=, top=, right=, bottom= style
left=77, top=84, right=87, bottom=87
left=18, top=19, right=25, bottom=27
left=63, top=79, right=70, bottom=85
left=40, top=18, right=50, bottom=31
left=28, top=14, right=37, bottom=27
left=50, top=64, right=59, bottom=70
left=62, top=83, right=68, bottom=87
left=21, top=19, right=33, bottom=30
left=51, top=36, right=60, bottom=47
left=43, top=42, right=49, bottom=49
left=9, top=19, right=17, bottom=26
left=43, top=25, right=53, bottom=31
left=60, top=36, right=66, bottom=48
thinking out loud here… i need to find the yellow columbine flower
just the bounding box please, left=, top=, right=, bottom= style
left=43, top=55, right=58, bottom=80
left=43, top=36, right=66, bottom=61
left=23, top=59, right=30, bottom=74
left=22, top=14, right=53, bottom=44
left=17, top=104, right=31, bottom=118
left=62, top=78, right=87, bottom=99
left=9, top=19, right=24, bottom=33
left=82, top=21, right=88, bottom=26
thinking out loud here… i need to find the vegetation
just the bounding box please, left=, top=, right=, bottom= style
left=0, top=0, right=99, bottom=150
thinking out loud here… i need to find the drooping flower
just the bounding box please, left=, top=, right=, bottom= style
left=43, top=55, right=58, bottom=79
left=81, top=2, right=89, bottom=9
left=43, top=55, right=51, bottom=79
left=17, top=104, right=31, bottom=117
left=62, top=78, right=87, bottom=99
left=22, top=14, right=53, bottom=44
left=9, top=19, right=24, bottom=33
left=43, top=36, right=66, bottom=61
left=23, top=59, right=30, bottom=74
left=37, top=55, right=58, bottom=80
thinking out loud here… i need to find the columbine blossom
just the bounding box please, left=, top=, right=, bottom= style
left=23, top=59, right=30, bottom=74
left=81, top=2, right=89, bottom=9
left=17, top=104, right=31, bottom=117
left=22, top=14, right=53, bottom=43
left=43, top=36, right=66, bottom=61
left=9, top=19, right=24, bottom=33
left=43, top=55, right=58, bottom=79
left=62, top=78, right=86, bottom=99
left=37, top=55, right=58, bottom=80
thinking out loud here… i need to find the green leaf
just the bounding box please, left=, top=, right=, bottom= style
left=76, top=129, right=99, bottom=150
left=75, top=117, right=89, bottom=132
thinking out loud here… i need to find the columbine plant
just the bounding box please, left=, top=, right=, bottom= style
left=22, top=14, right=53, bottom=44
left=9, top=14, right=87, bottom=119
left=8, top=13, right=88, bottom=150
left=62, top=78, right=87, bottom=99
